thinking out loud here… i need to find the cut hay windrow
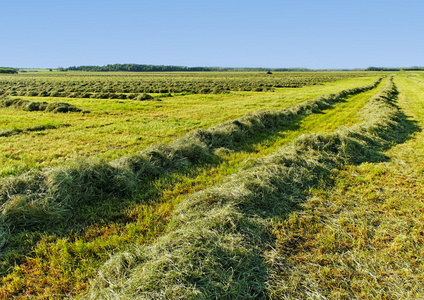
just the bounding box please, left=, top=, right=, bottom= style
left=86, top=77, right=410, bottom=299
left=0, top=97, right=90, bottom=113
left=0, top=79, right=380, bottom=234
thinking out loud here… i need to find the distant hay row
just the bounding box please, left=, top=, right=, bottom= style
left=87, top=77, right=410, bottom=299
left=0, top=98, right=90, bottom=113
left=0, top=72, right=363, bottom=97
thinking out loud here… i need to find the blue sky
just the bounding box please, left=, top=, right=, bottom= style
left=1, top=0, right=423, bottom=69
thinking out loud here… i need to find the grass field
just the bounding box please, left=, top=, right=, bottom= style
left=0, top=74, right=377, bottom=176
left=1, top=71, right=424, bottom=299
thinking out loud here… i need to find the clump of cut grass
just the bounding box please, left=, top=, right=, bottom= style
left=134, top=93, right=158, bottom=101
left=0, top=97, right=90, bottom=113
left=0, top=158, right=139, bottom=231
left=88, top=77, right=414, bottom=299
left=90, top=186, right=270, bottom=299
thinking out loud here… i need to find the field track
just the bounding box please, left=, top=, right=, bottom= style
left=1, top=73, right=424, bottom=299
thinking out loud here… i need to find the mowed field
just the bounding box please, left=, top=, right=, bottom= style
left=0, top=72, right=372, bottom=175
left=1, top=71, right=423, bottom=299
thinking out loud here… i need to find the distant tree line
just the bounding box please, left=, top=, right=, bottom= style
left=58, top=64, right=315, bottom=72
left=366, top=66, right=424, bottom=71
left=0, top=68, right=18, bottom=74
left=58, top=64, right=424, bottom=73
left=4, top=65, right=424, bottom=73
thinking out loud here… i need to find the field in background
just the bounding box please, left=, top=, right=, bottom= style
left=0, top=72, right=376, bottom=176
left=1, top=71, right=424, bottom=299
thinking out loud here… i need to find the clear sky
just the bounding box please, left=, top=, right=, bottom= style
left=1, top=0, right=423, bottom=69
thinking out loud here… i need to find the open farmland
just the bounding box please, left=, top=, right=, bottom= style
left=1, top=71, right=424, bottom=299
left=0, top=72, right=373, bottom=176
